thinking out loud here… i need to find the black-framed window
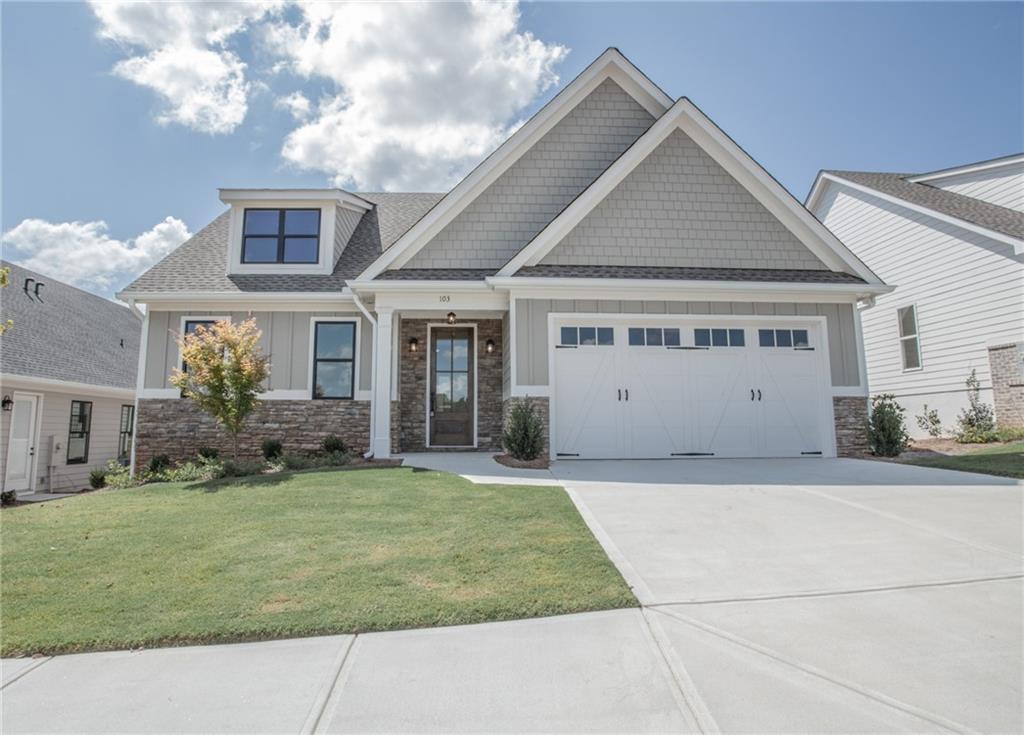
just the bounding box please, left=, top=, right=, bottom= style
left=182, top=319, right=218, bottom=381
left=313, top=321, right=356, bottom=399
left=118, top=404, right=135, bottom=464
left=559, top=326, right=613, bottom=346
left=242, top=208, right=320, bottom=264
left=695, top=328, right=745, bottom=347
left=67, top=400, right=92, bottom=465
left=759, top=329, right=810, bottom=349
left=628, top=327, right=681, bottom=347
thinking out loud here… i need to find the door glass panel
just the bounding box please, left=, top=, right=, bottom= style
left=597, top=327, right=614, bottom=346
left=664, top=328, right=681, bottom=347
left=436, top=338, right=452, bottom=371
left=646, top=328, right=663, bottom=346
left=452, top=339, right=469, bottom=371
left=452, top=373, right=469, bottom=407
left=435, top=373, right=452, bottom=409
left=759, top=329, right=775, bottom=347
left=711, top=329, right=728, bottom=347
left=694, top=329, right=711, bottom=347
left=628, top=328, right=645, bottom=346
left=579, top=327, right=596, bottom=346
left=728, top=329, right=745, bottom=347
left=793, top=329, right=809, bottom=348
left=560, top=327, right=578, bottom=346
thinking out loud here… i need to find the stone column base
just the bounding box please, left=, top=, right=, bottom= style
left=833, top=396, right=870, bottom=457
left=988, top=343, right=1024, bottom=429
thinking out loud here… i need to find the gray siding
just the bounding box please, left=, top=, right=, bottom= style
left=144, top=311, right=372, bottom=393
left=541, top=129, right=827, bottom=270
left=404, top=79, right=655, bottom=270
left=333, top=206, right=363, bottom=266
left=514, top=299, right=860, bottom=387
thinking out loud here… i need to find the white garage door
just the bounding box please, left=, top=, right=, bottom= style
left=552, top=319, right=833, bottom=459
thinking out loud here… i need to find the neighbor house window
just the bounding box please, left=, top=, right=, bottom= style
left=67, top=400, right=92, bottom=465
left=897, top=305, right=922, bottom=370
left=118, top=405, right=135, bottom=464
left=313, top=321, right=356, bottom=399
left=242, top=209, right=320, bottom=264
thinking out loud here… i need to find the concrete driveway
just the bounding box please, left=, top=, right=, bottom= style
left=555, top=458, right=1023, bottom=733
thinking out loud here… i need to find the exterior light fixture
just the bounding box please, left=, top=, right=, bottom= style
left=485, top=339, right=495, bottom=354
left=408, top=337, right=419, bottom=353
left=1, top=395, right=12, bottom=412
left=446, top=312, right=456, bottom=324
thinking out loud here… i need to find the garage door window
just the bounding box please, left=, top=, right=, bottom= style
left=694, top=328, right=744, bottom=347
left=560, top=326, right=613, bottom=347
left=628, top=327, right=681, bottom=347
left=759, top=329, right=810, bottom=348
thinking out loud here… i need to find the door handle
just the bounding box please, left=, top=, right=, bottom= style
left=625, top=389, right=629, bottom=401
left=757, top=389, right=762, bottom=401
left=750, top=389, right=755, bottom=401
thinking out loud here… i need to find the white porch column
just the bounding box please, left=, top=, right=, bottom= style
left=371, top=306, right=395, bottom=458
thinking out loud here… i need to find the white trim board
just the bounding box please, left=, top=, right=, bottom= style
left=907, top=153, right=1024, bottom=184
left=499, top=98, right=882, bottom=284
left=358, top=48, right=673, bottom=280
left=1, top=374, right=135, bottom=400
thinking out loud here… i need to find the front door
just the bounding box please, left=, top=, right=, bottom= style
left=5, top=393, right=39, bottom=492
left=430, top=328, right=474, bottom=446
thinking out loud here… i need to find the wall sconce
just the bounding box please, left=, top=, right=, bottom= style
left=1, top=395, right=12, bottom=412
left=446, top=311, right=457, bottom=324
left=408, top=337, right=419, bottom=353
left=485, top=339, right=495, bottom=354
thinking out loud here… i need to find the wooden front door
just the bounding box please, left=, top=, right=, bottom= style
left=430, top=328, right=474, bottom=446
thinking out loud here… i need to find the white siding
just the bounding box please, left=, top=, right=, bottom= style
left=814, top=184, right=1024, bottom=436
left=923, top=161, right=1024, bottom=212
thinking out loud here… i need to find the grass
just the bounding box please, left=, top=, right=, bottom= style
left=0, top=468, right=635, bottom=656
left=903, top=441, right=1024, bottom=479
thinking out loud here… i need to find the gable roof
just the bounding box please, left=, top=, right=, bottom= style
left=808, top=170, right=1024, bottom=245
left=354, top=48, right=674, bottom=281
left=1, top=261, right=141, bottom=389
left=498, top=98, right=883, bottom=284
left=117, top=192, right=442, bottom=296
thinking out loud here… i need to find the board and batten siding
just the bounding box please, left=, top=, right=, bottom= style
left=514, top=298, right=861, bottom=387
left=814, top=184, right=1024, bottom=434
left=143, top=311, right=373, bottom=394
left=924, top=161, right=1024, bottom=213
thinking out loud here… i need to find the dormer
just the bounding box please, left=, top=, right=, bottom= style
left=219, top=189, right=372, bottom=276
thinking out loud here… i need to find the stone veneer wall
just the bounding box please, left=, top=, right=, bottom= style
left=832, top=396, right=869, bottom=457
left=135, top=399, right=370, bottom=467
left=397, top=319, right=504, bottom=452
left=988, top=343, right=1024, bottom=429
left=502, top=396, right=550, bottom=460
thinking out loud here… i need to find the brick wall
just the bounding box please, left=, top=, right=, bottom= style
left=988, top=343, right=1024, bottom=429
left=502, top=396, right=550, bottom=460
left=397, top=318, right=504, bottom=452
left=833, top=396, right=869, bottom=457
left=135, top=399, right=370, bottom=466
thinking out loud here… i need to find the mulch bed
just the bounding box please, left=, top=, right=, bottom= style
left=494, top=454, right=550, bottom=470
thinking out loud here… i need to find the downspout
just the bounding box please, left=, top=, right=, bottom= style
left=351, top=291, right=377, bottom=459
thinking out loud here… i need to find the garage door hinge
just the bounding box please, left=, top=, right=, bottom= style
left=801, top=451, right=823, bottom=455
left=556, top=452, right=580, bottom=457
left=671, top=452, right=715, bottom=456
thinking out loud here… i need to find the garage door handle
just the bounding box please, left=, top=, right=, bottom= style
left=625, top=389, right=629, bottom=401
left=750, top=389, right=755, bottom=401
left=618, top=389, right=621, bottom=401
left=757, top=389, right=762, bottom=401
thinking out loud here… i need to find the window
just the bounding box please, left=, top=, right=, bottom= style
left=181, top=319, right=218, bottom=389
left=313, top=321, right=356, bottom=399
left=118, top=405, right=135, bottom=464
left=694, top=328, right=744, bottom=347
left=242, top=209, right=320, bottom=264
left=897, top=306, right=921, bottom=370
left=758, top=329, right=810, bottom=348
left=67, top=400, right=92, bottom=465
left=628, top=327, right=681, bottom=347
left=559, top=326, right=613, bottom=346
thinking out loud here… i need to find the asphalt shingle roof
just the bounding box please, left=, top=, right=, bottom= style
left=118, top=192, right=444, bottom=295
left=513, top=265, right=866, bottom=283
left=0, top=261, right=141, bottom=389
left=824, top=170, right=1024, bottom=241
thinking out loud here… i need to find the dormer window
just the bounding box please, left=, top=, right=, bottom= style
left=242, top=208, right=321, bottom=264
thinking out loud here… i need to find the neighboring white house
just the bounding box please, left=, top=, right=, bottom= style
left=0, top=262, right=141, bottom=495
left=807, top=154, right=1024, bottom=437
left=119, top=48, right=890, bottom=465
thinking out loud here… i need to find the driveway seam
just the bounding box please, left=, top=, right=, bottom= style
left=302, top=635, right=357, bottom=735
left=0, top=657, right=51, bottom=690
left=650, top=606, right=981, bottom=735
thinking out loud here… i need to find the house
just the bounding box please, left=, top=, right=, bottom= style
left=807, top=154, right=1024, bottom=437
left=0, top=262, right=141, bottom=494
left=118, top=49, right=890, bottom=466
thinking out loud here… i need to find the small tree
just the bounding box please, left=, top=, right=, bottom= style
left=0, top=266, right=12, bottom=335
left=170, top=318, right=269, bottom=459
left=956, top=369, right=995, bottom=442
left=503, top=401, right=545, bottom=461
left=868, top=394, right=909, bottom=457
left=915, top=405, right=944, bottom=438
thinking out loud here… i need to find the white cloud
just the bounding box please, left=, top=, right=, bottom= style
left=274, top=91, right=312, bottom=121
left=264, top=1, right=568, bottom=190
left=2, top=217, right=191, bottom=296
left=90, top=1, right=279, bottom=134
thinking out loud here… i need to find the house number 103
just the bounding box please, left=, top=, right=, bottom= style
left=439, top=295, right=451, bottom=302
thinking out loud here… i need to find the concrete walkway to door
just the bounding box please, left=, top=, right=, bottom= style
left=555, top=458, right=1023, bottom=733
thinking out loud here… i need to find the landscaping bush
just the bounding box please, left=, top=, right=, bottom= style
left=280, top=454, right=315, bottom=471
left=154, top=459, right=223, bottom=483
left=324, top=450, right=353, bottom=467
left=219, top=459, right=266, bottom=478
left=103, top=460, right=136, bottom=489
left=915, top=405, right=944, bottom=438
left=956, top=370, right=995, bottom=443
left=868, top=394, right=909, bottom=457
left=197, top=446, right=219, bottom=460
left=261, top=439, right=284, bottom=461
left=88, top=469, right=107, bottom=489
left=503, top=401, right=545, bottom=461
left=1, top=490, right=16, bottom=507
left=322, top=435, right=347, bottom=454
left=147, top=455, right=171, bottom=474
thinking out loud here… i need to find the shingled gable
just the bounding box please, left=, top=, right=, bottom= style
left=499, top=98, right=882, bottom=284
left=355, top=48, right=674, bottom=281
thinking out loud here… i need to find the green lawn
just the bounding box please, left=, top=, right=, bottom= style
left=1, top=468, right=635, bottom=656
left=903, top=442, right=1024, bottom=479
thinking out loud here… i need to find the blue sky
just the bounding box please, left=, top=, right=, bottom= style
left=2, top=1, right=1021, bottom=297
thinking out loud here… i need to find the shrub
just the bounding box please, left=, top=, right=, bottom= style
left=868, top=394, right=909, bottom=457
left=995, top=426, right=1024, bottom=442
left=261, top=438, right=284, bottom=461
left=503, top=401, right=545, bottom=461
left=88, top=469, right=107, bottom=489
left=955, top=370, right=995, bottom=443
left=197, top=446, right=219, bottom=460
left=322, top=435, right=347, bottom=454
left=280, top=454, right=315, bottom=471
left=147, top=455, right=171, bottom=474
left=219, top=459, right=266, bottom=478
left=1, top=489, right=17, bottom=507
left=324, top=450, right=353, bottom=467
left=104, top=460, right=136, bottom=489
left=915, top=405, right=944, bottom=438
left=154, top=459, right=223, bottom=483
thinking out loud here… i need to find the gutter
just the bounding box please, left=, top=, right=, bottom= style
left=351, top=292, right=377, bottom=460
